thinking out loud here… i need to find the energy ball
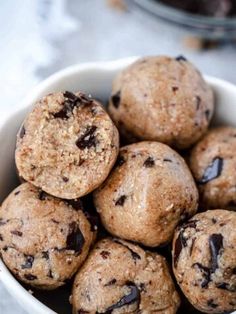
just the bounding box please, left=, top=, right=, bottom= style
left=172, top=210, right=236, bottom=314
left=0, top=183, right=95, bottom=290
left=71, top=238, right=180, bottom=314
left=93, top=141, right=198, bottom=247
left=108, top=56, right=214, bottom=149
left=189, top=126, right=236, bottom=210
left=15, top=91, right=119, bottom=199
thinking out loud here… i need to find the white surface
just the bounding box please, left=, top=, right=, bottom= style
left=0, top=0, right=236, bottom=313
left=0, top=57, right=236, bottom=314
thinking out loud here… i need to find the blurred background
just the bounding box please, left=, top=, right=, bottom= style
left=0, top=0, right=236, bottom=312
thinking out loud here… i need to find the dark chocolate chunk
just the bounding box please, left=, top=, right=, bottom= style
left=207, top=299, right=218, bottom=308
left=0, top=234, right=3, bottom=241
left=176, top=55, right=187, bottom=61
left=19, top=125, right=26, bottom=138
left=139, top=283, right=146, bottom=292
left=66, top=222, right=85, bottom=254
left=14, top=191, right=20, bottom=195
left=21, top=255, right=34, bottom=269
left=209, top=233, right=223, bottom=273
left=198, top=157, right=223, bottom=184
left=115, top=195, right=127, bottom=206
left=38, top=190, right=48, bottom=201
left=196, top=96, right=201, bottom=110
left=113, top=239, right=141, bottom=261
left=100, top=250, right=110, bottom=259
left=104, top=278, right=117, bottom=286
left=51, top=219, right=59, bottom=224
left=174, top=231, right=188, bottom=267
left=42, top=251, right=49, bottom=259
left=143, top=157, right=155, bottom=167
left=101, top=282, right=140, bottom=313
left=76, top=125, right=97, bottom=149
left=11, top=230, right=23, bottom=237
left=111, top=91, right=121, bottom=108
left=24, top=274, right=37, bottom=281
left=192, top=263, right=211, bottom=288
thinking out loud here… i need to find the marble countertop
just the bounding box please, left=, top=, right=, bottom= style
left=0, top=0, right=235, bottom=313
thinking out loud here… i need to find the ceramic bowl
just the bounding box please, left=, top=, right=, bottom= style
left=0, top=57, right=235, bottom=314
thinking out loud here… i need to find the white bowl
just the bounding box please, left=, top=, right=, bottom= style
left=0, top=57, right=236, bottom=314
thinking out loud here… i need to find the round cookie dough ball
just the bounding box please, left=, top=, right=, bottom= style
left=190, top=126, right=236, bottom=210
left=72, top=238, right=180, bottom=314
left=0, top=183, right=95, bottom=290
left=172, top=209, right=236, bottom=313
left=93, top=141, right=198, bottom=247
left=108, top=55, right=214, bottom=149
left=15, top=91, right=119, bottom=199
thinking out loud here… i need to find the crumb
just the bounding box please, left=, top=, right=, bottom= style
left=106, top=0, right=127, bottom=12
left=184, top=36, right=220, bottom=50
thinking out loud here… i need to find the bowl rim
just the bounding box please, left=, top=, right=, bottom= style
left=0, top=56, right=236, bottom=314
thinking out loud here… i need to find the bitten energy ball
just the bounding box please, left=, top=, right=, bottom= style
left=172, top=210, right=236, bottom=314
left=15, top=91, right=119, bottom=199
left=93, top=141, right=198, bottom=247
left=190, top=127, right=236, bottom=210
left=108, top=56, right=214, bottom=149
left=72, top=238, right=180, bottom=314
left=0, top=183, right=95, bottom=290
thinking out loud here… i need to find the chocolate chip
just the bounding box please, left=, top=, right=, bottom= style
left=163, top=158, right=172, bottom=162
left=0, top=219, right=7, bottom=226
left=174, top=230, right=188, bottom=267
left=64, top=91, right=78, bottom=101
left=143, top=157, right=155, bottom=167
left=47, top=269, right=53, bottom=278
left=24, top=274, right=37, bottom=281
left=212, top=218, right=217, bottom=224
left=205, top=109, right=210, bottom=120
left=181, top=220, right=198, bottom=230
left=100, top=250, right=110, bottom=259
left=115, top=155, right=125, bottom=167
left=62, top=176, right=69, bottom=182
left=207, top=299, right=218, bottom=308
left=198, top=157, right=223, bottom=184
left=51, top=219, right=59, bottom=224
left=115, top=195, right=127, bottom=206
left=11, top=230, right=22, bottom=237
left=111, top=91, right=121, bottom=108
left=101, top=282, right=140, bottom=314
left=66, top=222, right=85, bottom=254
left=19, top=125, right=25, bottom=138
left=196, top=96, right=201, bottom=110
left=216, top=282, right=235, bottom=292
left=209, top=234, right=223, bottom=273
left=176, top=55, right=187, bottom=61
left=172, top=86, right=179, bottom=92
left=38, top=190, right=48, bottom=201
left=113, top=239, right=141, bottom=261
left=14, top=191, right=20, bottom=195
left=139, top=283, right=146, bottom=292
left=76, top=125, right=97, bottom=149
left=0, top=234, right=3, bottom=241
left=192, top=263, right=211, bottom=288
left=104, top=278, right=117, bottom=286
left=21, top=255, right=34, bottom=269
left=42, top=251, right=49, bottom=259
